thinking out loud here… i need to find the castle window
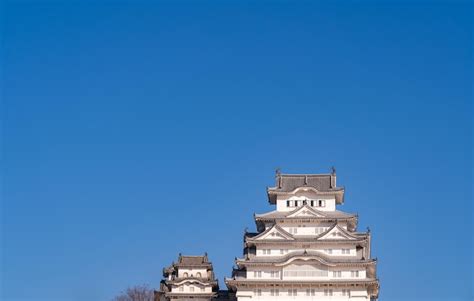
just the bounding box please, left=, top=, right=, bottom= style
left=310, top=200, right=314, bottom=206
left=196, top=272, right=202, bottom=277
left=287, top=200, right=290, bottom=207
left=201, top=287, right=205, bottom=292
left=190, top=287, right=194, bottom=292
left=288, top=289, right=297, bottom=296
left=303, top=200, right=307, bottom=205
left=342, top=289, right=350, bottom=296
left=254, top=289, right=262, bottom=296
left=179, top=287, right=184, bottom=292
left=318, top=200, right=323, bottom=206
left=294, top=200, right=298, bottom=207
left=324, top=289, right=333, bottom=296
left=333, top=271, right=342, bottom=278
left=351, top=270, right=360, bottom=277
left=271, top=289, right=279, bottom=296
left=183, top=272, right=188, bottom=277
left=311, top=289, right=315, bottom=296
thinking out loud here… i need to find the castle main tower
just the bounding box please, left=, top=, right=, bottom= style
left=225, top=170, right=379, bottom=300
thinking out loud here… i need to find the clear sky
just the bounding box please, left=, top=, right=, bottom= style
left=1, top=1, right=472, bottom=301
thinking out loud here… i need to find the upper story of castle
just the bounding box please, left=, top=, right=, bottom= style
left=267, top=169, right=345, bottom=213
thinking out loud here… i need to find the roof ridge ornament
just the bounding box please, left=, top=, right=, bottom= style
left=330, top=166, right=337, bottom=188
left=275, top=168, right=281, bottom=176
left=276, top=168, right=282, bottom=188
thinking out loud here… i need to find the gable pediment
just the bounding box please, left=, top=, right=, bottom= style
left=252, top=225, right=295, bottom=241
left=319, top=224, right=357, bottom=240
left=287, top=205, right=326, bottom=218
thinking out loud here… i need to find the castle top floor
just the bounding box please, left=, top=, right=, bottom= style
left=267, top=170, right=345, bottom=212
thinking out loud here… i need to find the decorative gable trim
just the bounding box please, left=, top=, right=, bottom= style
left=287, top=205, right=327, bottom=218
left=249, top=224, right=295, bottom=241
left=318, top=223, right=359, bottom=240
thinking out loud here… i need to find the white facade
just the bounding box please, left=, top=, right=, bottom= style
left=225, top=172, right=379, bottom=301
left=158, top=254, right=219, bottom=301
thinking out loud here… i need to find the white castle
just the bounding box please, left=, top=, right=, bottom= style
left=156, top=170, right=380, bottom=301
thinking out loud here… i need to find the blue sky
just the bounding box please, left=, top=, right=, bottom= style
left=1, top=1, right=472, bottom=301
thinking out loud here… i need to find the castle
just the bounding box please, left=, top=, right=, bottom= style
left=155, top=170, right=380, bottom=301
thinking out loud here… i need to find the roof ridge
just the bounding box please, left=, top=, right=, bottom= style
left=279, top=173, right=332, bottom=177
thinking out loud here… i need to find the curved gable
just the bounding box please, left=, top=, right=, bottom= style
left=318, top=223, right=358, bottom=240
left=250, top=224, right=295, bottom=241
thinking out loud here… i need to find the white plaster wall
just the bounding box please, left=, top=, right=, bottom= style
left=280, top=226, right=330, bottom=236
left=171, top=283, right=212, bottom=293
left=276, top=195, right=336, bottom=212
left=265, top=222, right=348, bottom=231
left=247, top=266, right=365, bottom=280
left=178, top=268, right=207, bottom=278
left=255, top=247, right=357, bottom=257
left=246, top=267, right=282, bottom=279
left=238, top=288, right=368, bottom=300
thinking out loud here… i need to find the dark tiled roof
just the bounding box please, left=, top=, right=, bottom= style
left=274, top=174, right=334, bottom=192
left=236, top=249, right=374, bottom=265
left=255, top=207, right=355, bottom=220
left=179, top=255, right=209, bottom=265
left=267, top=172, right=344, bottom=204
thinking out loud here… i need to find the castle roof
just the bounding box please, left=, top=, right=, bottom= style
left=255, top=205, right=355, bottom=220
left=163, top=254, right=213, bottom=277
left=235, top=249, right=376, bottom=267
left=177, top=254, right=210, bottom=266
left=267, top=172, right=344, bottom=204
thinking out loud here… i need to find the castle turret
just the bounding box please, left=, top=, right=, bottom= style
left=156, top=254, right=219, bottom=301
